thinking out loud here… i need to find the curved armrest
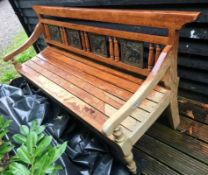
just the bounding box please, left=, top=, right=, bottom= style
left=4, top=23, right=43, bottom=62
left=102, top=45, right=173, bottom=136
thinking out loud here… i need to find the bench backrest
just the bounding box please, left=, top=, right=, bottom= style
left=33, top=6, right=199, bottom=76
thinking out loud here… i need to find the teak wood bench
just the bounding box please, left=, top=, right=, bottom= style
left=4, top=6, right=199, bottom=174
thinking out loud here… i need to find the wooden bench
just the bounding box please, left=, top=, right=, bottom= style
left=4, top=6, right=199, bottom=174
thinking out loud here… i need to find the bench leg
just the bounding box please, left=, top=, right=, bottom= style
left=113, top=126, right=137, bottom=174
left=166, top=77, right=180, bottom=129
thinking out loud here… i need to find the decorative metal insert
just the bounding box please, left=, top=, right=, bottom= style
left=66, top=29, right=82, bottom=49
left=48, top=25, right=62, bottom=43
left=120, top=39, right=144, bottom=68
left=89, top=33, right=108, bottom=57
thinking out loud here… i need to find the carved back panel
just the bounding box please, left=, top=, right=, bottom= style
left=34, top=6, right=199, bottom=76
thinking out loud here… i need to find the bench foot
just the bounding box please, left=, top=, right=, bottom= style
left=113, top=126, right=137, bottom=175
left=124, top=151, right=137, bottom=174
left=167, top=97, right=180, bottom=129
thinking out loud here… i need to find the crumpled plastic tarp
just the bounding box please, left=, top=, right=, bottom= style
left=0, top=78, right=142, bottom=175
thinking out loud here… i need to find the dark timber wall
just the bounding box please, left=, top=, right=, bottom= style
left=9, top=0, right=208, bottom=103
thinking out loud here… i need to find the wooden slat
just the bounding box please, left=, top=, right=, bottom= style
left=40, top=19, right=169, bottom=45
left=147, top=122, right=208, bottom=165
left=41, top=48, right=146, bottom=93
left=50, top=47, right=168, bottom=94
left=38, top=52, right=132, bottom=101
left=50, top=46, right=144, bottom=84
left=32, top=56, right=160, bottom=114
left=136, top=135, right=208, bottom=175
left=133, top=149, right=180, bottom=175
left=25, top=60, right=112, bottom=114
left=33, top=6, right=200, bottom=29
left=32, top=55, right=162, bottom=114
left=130, top=92, right=170, bottom=144
left=24, top=59, right=159, bottom=133
left=31, top=57, right=122, bottom=108
left=18, top=49, right=170, bottom=134
left=178, top=97, right=208, bottom=125
left=16, top=64, right=106, bottom=131
left=178, top=116, right=208, bottom=143
left=39, top=48, right=166, bottom=103
left=40, top=48, right=141, bottom=92
left=24, top=60, right=139, bottom=132
left=45, top=39, right=150, bottom=76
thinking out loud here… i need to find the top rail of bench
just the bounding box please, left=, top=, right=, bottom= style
left=33, top=5, right=200, bottom=30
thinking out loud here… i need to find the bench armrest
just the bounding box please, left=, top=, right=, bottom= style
left=4, top=23, right=43, bottom=62
left=102, top=45, right=173, bottom=136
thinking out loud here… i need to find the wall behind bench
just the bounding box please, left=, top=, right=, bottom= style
left=9, top=0, right=208, bottom=103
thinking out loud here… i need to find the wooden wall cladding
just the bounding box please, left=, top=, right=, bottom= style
left=9, top=0, right=208, bottom=103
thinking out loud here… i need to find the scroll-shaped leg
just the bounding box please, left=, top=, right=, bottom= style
left=113, top=126, right=137, bottom=174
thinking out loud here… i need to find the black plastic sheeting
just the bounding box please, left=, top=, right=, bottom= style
left=0, top=78, right=143, bottom=175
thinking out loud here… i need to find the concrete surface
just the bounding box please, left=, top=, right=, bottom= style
left=0, top=0, right=23, bottom=53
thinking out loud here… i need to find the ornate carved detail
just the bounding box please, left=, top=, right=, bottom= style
left=124, top=152, right=137, bottom=175
left=120, top=39, right=144, bottom=68
left=48, top=25, right=62, bottom=43
left=148, top=43, right=155, bottom=70
left=114, top=37, right=120, bottom=61
left=113, top=126, right=137, bottom=175
left=80, top=31, right=86, bottom=51
left=66, top=29, right=82, bottom=49
left=108, top=37, right=114, bottom=60
left=89, top=33, right=108, bottom=57
left=60, top=27, right=68, bottom=45
left=84, top=32, right=90, bottom=52
left=155, top=44, right=161, bottom=63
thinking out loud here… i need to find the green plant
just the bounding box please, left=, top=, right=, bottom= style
left=3, top=120, right=67, bottom=175
left=0, top=71, right=17, bottom=84
left=0, top=116, right=13, bottom=173
left=0, top=30, right=36, bottom=84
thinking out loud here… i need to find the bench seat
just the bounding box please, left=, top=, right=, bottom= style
left=17, top=46, right=170, bottom=141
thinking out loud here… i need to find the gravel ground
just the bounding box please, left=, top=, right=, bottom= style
left=0, top=0, right=23, bottom=53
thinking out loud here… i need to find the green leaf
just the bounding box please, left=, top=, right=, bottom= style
left=20, top=125, right=29, bottom=136
left=35, top=136, right=52, bottom=157
left=26, top=131, right=38, bottom=154
left=15, top=145, right=31, bottom=164
left=34, top=153, right=52, bottom=175
left=37, top=133, right=45, bottom=142
left=31, top=120, right=45, bottom=134
left=8, top=162, right=30, bottom=175
left=51, top=142, right=67, bottom=162
left=13, top=134, right=27, bottom=144
left=0, top=142, right=13, bottom=155
left=0, top=116, right=11, bottom=139
left=45, top=165, right=62, bottom=174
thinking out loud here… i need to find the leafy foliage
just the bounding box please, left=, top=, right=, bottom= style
left=0, top=116, right=13, bottom=173
left=1, top=119, right=67, bottom=175
left=0, top=30, right=36, bottom=84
